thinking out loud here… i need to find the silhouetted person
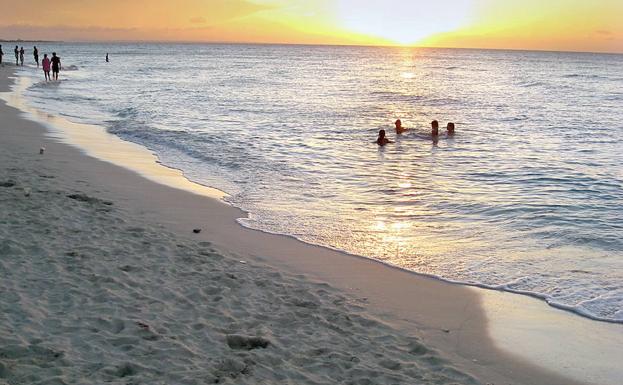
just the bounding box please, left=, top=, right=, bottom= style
left=376, top=129, right=392, bottom=146
left=0, top=45, right=3, bottom=65
left=446, top=122, right=455, bottom=135
left=431, top=120, right=439, bottom=138
left=14, top=46, right=18, bottom=65
left=395, top=119, right=409, bottom=134
left=33, top=46, right=39, bottom=67
left=51, top=52, right=61, bottom=80
left=19, top=47, right=24, bottom=66
left=42, top=54, right=51, bottom=81
left=106, top=53, right=109, bottom=63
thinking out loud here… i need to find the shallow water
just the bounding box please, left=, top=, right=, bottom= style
left=17, top=43, right=623, bottom=322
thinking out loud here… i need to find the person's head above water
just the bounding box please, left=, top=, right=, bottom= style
left=377, top=129, right=391, bottom=146
left=394, top=118, right=409, bottom=134
left=431, top=120, right=439, bottom=137
left=447, top=122, right=455, bottom=134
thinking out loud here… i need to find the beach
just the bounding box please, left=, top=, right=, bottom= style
left=1, top=63, right=621, bottom=384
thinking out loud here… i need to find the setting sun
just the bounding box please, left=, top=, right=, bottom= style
left=0, top=0, right=620, bottom=52
left=335, top=0, right=474, bottom=45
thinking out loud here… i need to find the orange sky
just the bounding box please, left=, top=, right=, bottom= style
left=0, top=0, right=621, bottom=53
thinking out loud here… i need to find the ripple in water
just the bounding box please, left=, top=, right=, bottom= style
left=19, top=43, right=623, bottom=322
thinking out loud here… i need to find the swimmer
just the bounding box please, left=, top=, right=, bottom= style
left=447, top=122, right=455, bottom=135
left=395, top=119, right=409, bottom=134
left=376, top=129, right=392, bottom=146
left=431, top=120, right=439, bottom=138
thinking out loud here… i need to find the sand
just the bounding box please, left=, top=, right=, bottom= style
left=0, top=168, right=475, bottom=384
left=1, top=64, right=619, bottom=385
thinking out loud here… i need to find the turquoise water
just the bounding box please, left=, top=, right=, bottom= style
left=17, top=43, right=623, bottom=322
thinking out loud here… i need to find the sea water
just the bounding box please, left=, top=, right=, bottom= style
left=16, top=43, right=623, bottom=322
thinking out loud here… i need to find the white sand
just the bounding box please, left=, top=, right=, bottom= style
left=2, top=65, right=618, bottom=385
left=0, top=176, right=476, bottom=384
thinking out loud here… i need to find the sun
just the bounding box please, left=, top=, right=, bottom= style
left=336, top=0, right=474, bottom=45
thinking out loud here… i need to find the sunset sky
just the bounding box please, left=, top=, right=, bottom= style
left=0, top=0, right=621, bottom=53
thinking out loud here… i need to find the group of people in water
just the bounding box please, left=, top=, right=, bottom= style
left=0, top=44, right=62, bottom=81
left=376, top=119, right=455, bottom=146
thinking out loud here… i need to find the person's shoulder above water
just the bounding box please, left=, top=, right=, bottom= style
left=394, top=119, right=410, bottom=134
left=431, top=120, right=439, bottom=138
left=446, top=122, right=455, bottom=135
left=376, top=129, right=393, bottom=146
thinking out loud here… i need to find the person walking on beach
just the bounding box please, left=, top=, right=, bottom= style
left=33, top=46, right=39, bottom=67
left=19, top=47, right=25, bottom=66
left=51, top=52, right=61, bottom=80
left=42, top=54, right=51, bottom=81
left=14, top=46, right=19, bottom=65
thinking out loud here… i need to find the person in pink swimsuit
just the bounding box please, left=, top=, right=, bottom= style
left=42, top=54, right=51, bottom=81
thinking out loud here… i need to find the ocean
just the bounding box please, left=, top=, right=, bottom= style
left=15, top=43, right=623, bottom=323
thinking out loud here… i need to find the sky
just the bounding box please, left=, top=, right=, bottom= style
left=0, top=0, right=621, bottom=53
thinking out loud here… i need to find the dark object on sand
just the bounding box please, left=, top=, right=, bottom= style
left=67, top=193, right=113, bottom=205
left=226, top=334, right=271, bottom=350
left=193, top=228, right=202, bottom=234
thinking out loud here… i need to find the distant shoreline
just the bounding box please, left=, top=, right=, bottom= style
left=0, top=39, right=61, bottom=43
left=0, top=39, right=620, bottom=55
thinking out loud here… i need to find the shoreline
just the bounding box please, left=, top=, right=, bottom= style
left=2, top=65, right=621, bottom=384
left=12, top=67, right=621, bottom=327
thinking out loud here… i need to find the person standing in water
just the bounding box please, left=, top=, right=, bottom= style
left=106, top=53, right=109, bottom=63
left=51, top=52, right=61, bottom=80
left=19, top=47, right=24, bottom=66
left=42, top=54, right=51, bottom=81
left=431, top=120, right=440, bottom=138
left=0, top=45, right=4, bottom=66
left=33, top=46, right=39, bottom=67
left=14, top=46, right=19, bottom=65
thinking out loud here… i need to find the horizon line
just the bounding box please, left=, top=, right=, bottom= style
left=1, top=38, right=621, bottom=56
